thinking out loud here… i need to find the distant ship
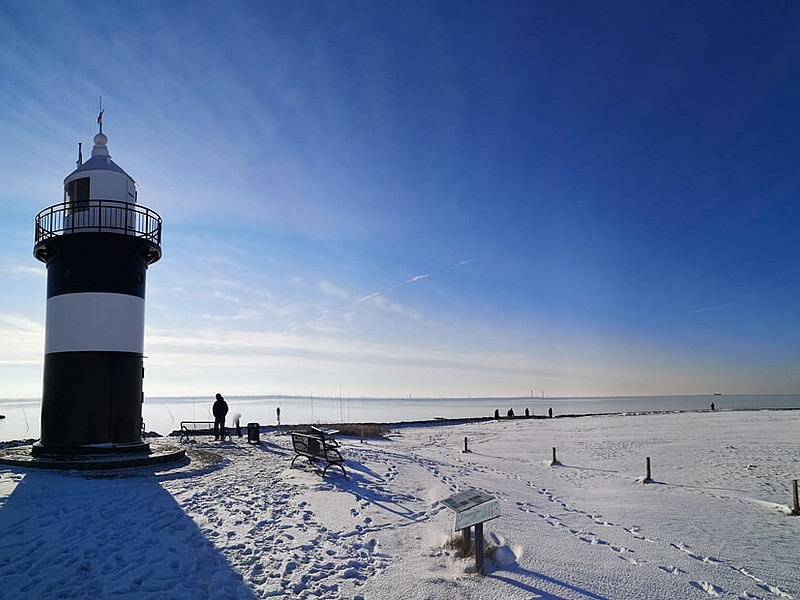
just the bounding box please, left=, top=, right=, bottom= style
left=713, top=392, right=722, bottom=396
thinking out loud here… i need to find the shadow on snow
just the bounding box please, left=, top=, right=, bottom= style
left=0, top=467, right=256, bottom=599
left=489, top=567, right=611, bottom=600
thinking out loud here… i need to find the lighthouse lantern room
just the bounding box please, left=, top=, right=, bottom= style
left=32, top=114, right=162, bottom=455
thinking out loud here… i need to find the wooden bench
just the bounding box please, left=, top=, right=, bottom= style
left=290, top=429, right=347, bottom=478
left=179, top=421, right=230, bottom=443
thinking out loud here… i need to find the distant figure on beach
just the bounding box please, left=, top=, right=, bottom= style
left=494, top=409, right=500, bottom=420
left=213, top=393, right=229, bottom=440
left=548, top=407, right=553, bottom=418
left=277, top=406, right=281, bottom=432
left=525, top=408, right=530, bottom=418
left=507, top=408, right=515, bottom=418
left=710, top=402, right=715, bottom=411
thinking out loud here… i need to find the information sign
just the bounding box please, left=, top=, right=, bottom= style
left=440, top=489, right=493, bottom=513
left=440, top=489, right=501, bottom=575
left=454, top=498, right=500, bottom=531
left=442, top=489, right=500, bottom=531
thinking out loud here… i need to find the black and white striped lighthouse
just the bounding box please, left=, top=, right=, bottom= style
left=32, top=114, right=162, bottom=455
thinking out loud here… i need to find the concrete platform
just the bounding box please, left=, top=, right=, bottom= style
left=0, top=441, right=187, bottom=471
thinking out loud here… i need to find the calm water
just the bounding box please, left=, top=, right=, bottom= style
left=1, top=394, right=799, bottom=442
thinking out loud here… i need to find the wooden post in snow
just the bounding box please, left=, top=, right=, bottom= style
left=643, top=457, right=653, bottom=483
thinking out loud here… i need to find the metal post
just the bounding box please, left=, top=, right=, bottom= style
left=645, top=457, right=652, bottom=483
left=551, top=447, right=557, bottom=465
left=792, top=479, right=799, bottom=516
left=462, top=526, right=471, bottom=549
left=475, top=523, right=484, bottom=575
left=464, top=437, right=469, bottom=453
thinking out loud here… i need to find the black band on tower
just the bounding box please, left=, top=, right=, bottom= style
left=45, top=234, right=149, bottom=299
left=40, top=352, right=144, bottom=448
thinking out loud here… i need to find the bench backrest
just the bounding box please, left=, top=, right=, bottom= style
left=292, top=433, right=326, bottom=458
left=181, top=421, right=215, bottom=431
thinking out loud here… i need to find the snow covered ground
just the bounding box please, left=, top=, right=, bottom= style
left=0, top=409, right=798, bottom=599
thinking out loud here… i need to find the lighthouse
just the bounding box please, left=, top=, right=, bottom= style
left=32, top=114, right=162, bottom=455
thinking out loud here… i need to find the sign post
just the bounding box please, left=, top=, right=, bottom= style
left=440, top=489, right=500, bottom=575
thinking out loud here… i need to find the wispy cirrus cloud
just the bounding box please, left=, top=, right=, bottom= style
left=10, top=266, right=45, bottom=279
left=286, top=260, right=473, bottom=334
left=0, top=315, right=43, bottom=364
left=319, top=281, right=351, bottom=300
left=145, top=325, right=547, bottom=377
left=692, top=303, right=730, bottom=314
left=405, top=273, right=431, bottom=284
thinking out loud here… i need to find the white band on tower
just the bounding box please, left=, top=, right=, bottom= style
left=45, top=292, right=145, bottom=354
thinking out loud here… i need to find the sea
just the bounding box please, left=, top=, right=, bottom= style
left=1, top=394, right=799, bottom=442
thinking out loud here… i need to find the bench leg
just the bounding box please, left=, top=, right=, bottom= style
left=322, top=462, right=347, bottom=478
left=291, top=455, right=317, bottom=469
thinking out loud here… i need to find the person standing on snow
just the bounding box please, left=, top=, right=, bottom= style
left=213, top=393, right=229, bottom=440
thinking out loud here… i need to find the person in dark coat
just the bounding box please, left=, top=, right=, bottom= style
left=213, top=393, right=229, bottom=440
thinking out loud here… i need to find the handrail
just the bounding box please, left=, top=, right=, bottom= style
left=34, top=200, right=162, bottom=247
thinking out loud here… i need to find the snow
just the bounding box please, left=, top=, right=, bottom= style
left=0, top=409, right=798, bottom=599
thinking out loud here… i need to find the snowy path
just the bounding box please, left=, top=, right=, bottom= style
left=0, top=410, right=798, bottom=599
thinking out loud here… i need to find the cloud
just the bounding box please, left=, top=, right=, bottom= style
left=10, top=266, right=45, bottom=279
left=319, top=281, right=352, bottom=300
left=691, top=304, right=730, bottom=314
left=445, top=259, right=475, bottom=271
left=0, top=315, right=43, bottom=333
left=356, top=292, right=381, bottom=304
left=202, top=308, right=263, bottom=322
left=286, top=260, right=473, bottom=334
left=211, top=291, right=243, bottom=305
left=0, top=315, right=44, bottom=364
left=144, top=326, right=538, bottom=376
left=360, top=293, right=424, bottom=322
left=405, top=273, right=431, bottom=284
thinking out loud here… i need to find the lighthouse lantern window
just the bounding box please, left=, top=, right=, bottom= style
left=66, top=177, right=90, bottom=212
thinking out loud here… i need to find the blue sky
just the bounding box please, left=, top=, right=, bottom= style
left=1, top=1, right=798, bottom=399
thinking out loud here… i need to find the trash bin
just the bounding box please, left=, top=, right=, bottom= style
left=247, top=422, right=260, bottom=443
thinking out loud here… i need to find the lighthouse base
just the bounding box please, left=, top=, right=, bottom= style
left=0, top=442, right=186, bottom=471
left=31, top=439, right=151, bottom=456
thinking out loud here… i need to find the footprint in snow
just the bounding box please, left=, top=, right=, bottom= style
left=689, top=581, right=724, bottom=596
left=658, top=565, right=685, bottom=575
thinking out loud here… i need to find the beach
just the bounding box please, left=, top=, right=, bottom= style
left=0, top=409, right=798, bottom=599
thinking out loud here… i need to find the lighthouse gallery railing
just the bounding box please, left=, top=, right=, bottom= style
left=35, top=200, right=162, bottom=247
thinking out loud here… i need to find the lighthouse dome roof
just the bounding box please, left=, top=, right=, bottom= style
left=64, top=130, right=135, bottom=183
left=68, top=154, right=131, bottom=177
